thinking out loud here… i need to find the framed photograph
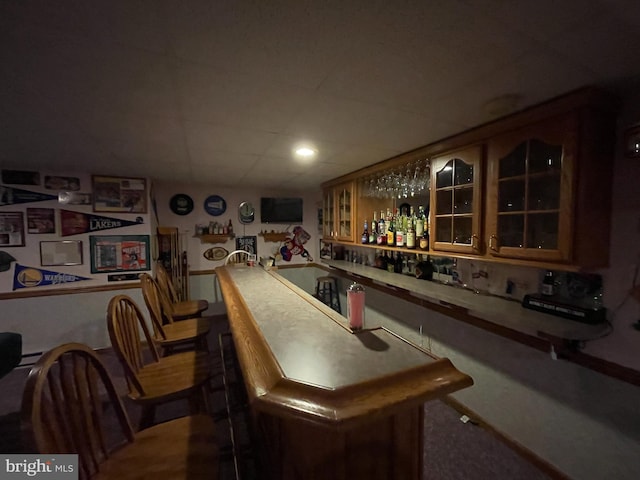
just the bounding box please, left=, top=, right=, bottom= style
left=1, top=169, right=40, bottom=185
left=27, top=208, right=56, bottom=234
left=58, top=191, right=92, bottom=205
left=45, top=175, right=80, bottom=191
left=40, top=240, right=83, bottom=266
left=236, top=235, right=257, bottom=255
left=92, top=175, right=147, bottom=213
left=320, top=240, right=332, bottom=260
left=0, top=212, right=25, bottom=247
left=89, top=234, right=150, bottom=274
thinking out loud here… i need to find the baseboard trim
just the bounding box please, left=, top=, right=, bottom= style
left=441, top=395, right=572, bottom=480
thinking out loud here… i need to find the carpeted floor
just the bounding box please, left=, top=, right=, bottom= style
left=0, top=321, right=554, bottom=480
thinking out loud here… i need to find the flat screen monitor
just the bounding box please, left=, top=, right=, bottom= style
left=260, top=197, right=303, bottom=224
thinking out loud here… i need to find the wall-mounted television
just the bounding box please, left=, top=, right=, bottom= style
left=260, top=197, right=303, bottom=224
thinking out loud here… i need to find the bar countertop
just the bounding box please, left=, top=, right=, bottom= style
left=320, top=259, right=611, bottom=342
left=216, top=265, right=473, bottom=429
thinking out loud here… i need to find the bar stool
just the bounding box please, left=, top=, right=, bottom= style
left=314, top=276, right=341, bottom=314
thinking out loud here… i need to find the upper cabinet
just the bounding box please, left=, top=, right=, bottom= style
left=430, top=145, right=483, bottom=255
left=485, top=102, right=615, bottom=268
left=322, top=87, right=617, bottom=269
left=323, top=181, right=356, bottom=242
left=485, top=114, right=576, bottom=263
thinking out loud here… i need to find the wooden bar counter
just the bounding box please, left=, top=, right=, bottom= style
left=216, top=265, right=474, bottom=479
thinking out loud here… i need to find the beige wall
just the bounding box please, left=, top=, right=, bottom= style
left=152, top=182, right=322, bottom=272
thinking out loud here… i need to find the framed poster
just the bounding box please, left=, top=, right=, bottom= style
left=92, top=175, right=147, bottom=213
left=1, top=169, right=40, bottom=185
left=40, top=240, right=83, bottom=266
left=45, top=175, right=80, bottom=191
left=320, top=240, right=332, bottom=260
left=27, top=208, right=56, bottom=234
left=236, top=235, right=257, bottom=255
left=0, top=212, right=25, bottom=247
left=89, top=234, right=150, bottom=273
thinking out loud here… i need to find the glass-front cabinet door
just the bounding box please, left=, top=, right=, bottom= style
left=486, top=114, right=576, bottom=262
left=322, top=189, right=335, bottom=238
left=430, top=146, right=483, bottom=254
left=336, top=181, right=355, bottom=241
left=322, top=181, right=355, bottom=242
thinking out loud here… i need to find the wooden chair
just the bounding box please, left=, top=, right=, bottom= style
left=224, top=249, right=250, bottom=265
left=21, top=342, right=218, bottom=480
left=155, top=262, right=208, bottom=319
left=107, top=295, right=212, bottom=428
left=138, top=275, right=211, bottom=353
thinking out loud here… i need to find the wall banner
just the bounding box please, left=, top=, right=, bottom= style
left=60, top=209, right=143, bottom=236
left=13, top=264, right=92, bottom=290
left=0, top=186, right=57, bottom=206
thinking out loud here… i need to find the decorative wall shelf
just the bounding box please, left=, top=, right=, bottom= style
left=260, top=231, right=289, bottom=242
left=194, top=234, right=235, bottom=244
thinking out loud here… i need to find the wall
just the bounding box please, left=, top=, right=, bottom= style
left=0, top=171, right=154, bottom=355
left=0, top=171, right=152, bottom=293
left=152, top=182, right=322, bottom=273
left=0, top=174, right=320, bottom=355
left=279, top=266, right=640, bottom=480
left=583, top=89, right=640, bottom=367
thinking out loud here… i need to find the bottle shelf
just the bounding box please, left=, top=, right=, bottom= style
left=193, top=234, right=235, bottom=244
left=259, top=231, right=289, bottom=242
left=326, top=238, right=431, bottom=256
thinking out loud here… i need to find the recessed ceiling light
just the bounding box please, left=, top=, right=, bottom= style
left=295, top=146, right=317, bottom=158
left=292, top=141, right=318, bottom=161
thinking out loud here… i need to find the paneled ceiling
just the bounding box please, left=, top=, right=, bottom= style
left=1, top=0, right=639, bottom=191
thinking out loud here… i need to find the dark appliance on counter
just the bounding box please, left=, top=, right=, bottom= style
left=522, top=272, right=606, bottom=324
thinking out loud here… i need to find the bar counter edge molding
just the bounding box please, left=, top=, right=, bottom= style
left=215, top=265, right=474, bottom=430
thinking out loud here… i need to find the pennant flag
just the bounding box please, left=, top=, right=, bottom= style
left=0, top=186, right=57, bottom=206
left=60, top=209, right=144, bottom=236
left=13, top=264, right=92, bottom=290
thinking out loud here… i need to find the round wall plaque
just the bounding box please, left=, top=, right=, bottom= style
left=238, top=201, right=255, bottom=224
left=204, top=194, right=227, bottom=216
left=169, top=193, right=194, bottom=215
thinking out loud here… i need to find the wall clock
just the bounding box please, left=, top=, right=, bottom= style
left=238, top=201, right=255, bottom=224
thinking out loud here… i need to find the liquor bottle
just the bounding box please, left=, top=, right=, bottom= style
left=394, top=252, right=403, bottom=273
left=406, top=215, right=416, bottom=249
left=395, top=208, right=405, bottom=247
left=541, top=270, right=555, bottom=296
left=387, top=210, right=396, bottom=247
left=425, top=205, right=430, bottom=241
left=369, top=211, right=377, bottom=244
left=386, top=250, right=395, bottom=272
left=228, top=219, right=233, bottom=235
left=377, top=210, right=386, bottom=245
left=402, top=206, right=409, bottom=234
left=419, top=211, right=429, bottom=250
left=420, top=206, right=430, bottom=250
left=415, top=205, right=424, bottom=239
left=361, top=220, right=369, bottom=244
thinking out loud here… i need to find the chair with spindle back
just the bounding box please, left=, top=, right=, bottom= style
left=139, top=274, right=211, bottom=353
left=107, top=295, right=212, bottom=428
left=21, top=342, right=219, bottom=480
left=155, top=262, right=209, bottom=320
left=224, top=249, right=250, bottom=265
